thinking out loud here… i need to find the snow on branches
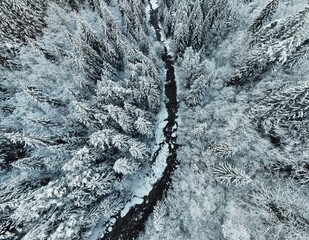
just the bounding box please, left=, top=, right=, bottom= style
left=209, top=142, right=234, bottom=159
left=113, top=158, right=140, bottom=175
left=212, top=162, right=252, bottom=186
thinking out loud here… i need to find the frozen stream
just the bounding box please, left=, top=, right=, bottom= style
left=99, top=1, right=178, bottom=239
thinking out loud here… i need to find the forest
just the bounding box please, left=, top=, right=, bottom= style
left=1, top=0, right=309, bottom=239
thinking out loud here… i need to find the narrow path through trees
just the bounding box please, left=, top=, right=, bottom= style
left=99, top=2, right=179, bottom=239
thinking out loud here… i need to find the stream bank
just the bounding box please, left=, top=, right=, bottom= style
left=99, top=2, right=178, bottom=239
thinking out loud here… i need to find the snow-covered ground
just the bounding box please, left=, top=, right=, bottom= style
left=120, top=143, right=169, bottom=217
left=150, top=0, right=159, bottom=10
left=154, top=107, right=168, bottom=148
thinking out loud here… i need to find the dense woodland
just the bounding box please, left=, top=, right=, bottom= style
left=142, top=0, right=309, bottom=239
left=1, top=0, right=309, bottom=239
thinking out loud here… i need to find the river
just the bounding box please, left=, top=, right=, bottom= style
left=99, top=2, right=178, bottom=239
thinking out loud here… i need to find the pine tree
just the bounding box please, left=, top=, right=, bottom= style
left=174, top=23, right=189, bottom=54
left=152, top=202, right=167, bottom=232
left=212, top=162, right=252, bottom=186
left=185, top=74, right=209, bottom=106
left=135, top=116, right=154, bottom=137
left=180, top=47, right=205, bottom=89
left=113, top=158, right=140, bottom=175
left=250, top=0, right=279, bottom=34
left=228, top=7, right=309, bottom=86
left=251, top=82, right=309, bottom=152
left=284, top=39, right=309, bottom=68
left=209, top=142, right=234, bottom=159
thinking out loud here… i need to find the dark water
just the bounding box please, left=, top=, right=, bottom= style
left=99, top=3, right=178, bottom=240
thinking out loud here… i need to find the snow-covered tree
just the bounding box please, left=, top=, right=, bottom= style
left=113, top=158, right=140, bottom=175
left=250, top=0, right=279, bottom=34
left=209, top=142, right=234, bottom=159
left=212, top=162, right=252, bottom=186
left=228, top=6, right=309, bottom=86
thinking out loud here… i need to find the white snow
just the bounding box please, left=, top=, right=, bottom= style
left=153, top=103, right=168, bottom=150
left=120, top=196, right=144, bottom=217
left=152, top=143, right=169, bottom=176
left=171, top=132, right=177, bottom=138
left=164, top=40, right=173, bottom=56
left=145, top=4, right=151, bottom=22
left=119, top=144, right=169, bottom=218
left=150, top=0, right=159, bottom=10
left=135, top=182, right=152, bottom=198
left=158, top=120, right=168, bottom=129
left=157, top=105, right=168, bottom=124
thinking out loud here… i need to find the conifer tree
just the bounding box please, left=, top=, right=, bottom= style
left=228, top=7, right=309, bottom=86
left=212, top=162, right=252, bottom=186
left=250, top=0, right=279, bottom=34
